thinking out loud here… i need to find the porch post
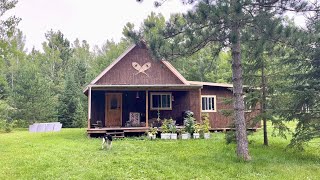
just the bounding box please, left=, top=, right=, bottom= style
left=88, top=86, right=92, bottom=129
left=146, top=90, right=149, bottom=127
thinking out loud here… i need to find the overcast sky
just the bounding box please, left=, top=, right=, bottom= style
left=8, top=0, right=192, bottom=51
left=7, top=0, right=306, bottom=52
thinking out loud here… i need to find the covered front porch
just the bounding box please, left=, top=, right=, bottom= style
left=86, top=85, right=202, bottom=137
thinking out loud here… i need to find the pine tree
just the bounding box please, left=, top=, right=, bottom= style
left=280, top=15, right=320, bottom=149
left=58, top=66, right=86, bottom=128
left=11, top=61, right=56, bottom=123
left=132, top=0, right=320, bottom=160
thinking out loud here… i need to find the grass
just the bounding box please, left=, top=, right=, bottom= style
left=0, top=124, right=319, bottom=180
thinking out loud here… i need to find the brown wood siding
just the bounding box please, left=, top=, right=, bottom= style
left=148, top=91, right=190, bottom=125
left=187, top=89, right=201, bottom=123
left=201, top=86, right=260, bottom=129
left=96, top=45, right=185, bottom=85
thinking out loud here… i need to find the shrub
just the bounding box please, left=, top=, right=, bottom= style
left=194, top=123, right=202, bottom=133
left=0, top=119, right=13, bottom=133
left=148, top=127, right=158, bottom=135
left=201, top=113, right=210, bottom=133
left=161, top=119, right=170, bottom=133
left=12, top=119, right=29, bottom=128
left=184, top=114, right=195, bottom=134
left=161, top=118, right=176, bottom=133
left=225, top=130, right=236, bottom=144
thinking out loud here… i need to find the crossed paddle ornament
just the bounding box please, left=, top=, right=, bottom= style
left=132, top=62, right=151, bottom=77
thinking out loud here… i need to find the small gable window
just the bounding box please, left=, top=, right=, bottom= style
left=201, top=95, right=216, bottom=112
left=150, top=92, right=172, bottom=110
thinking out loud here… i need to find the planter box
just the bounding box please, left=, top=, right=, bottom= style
left=181, top=133, right=190, bottom=139
left=170, top=133, right=177, bottom=140
left=193, top=133, right=200, bottom=139
left=161, top=133, right=171, bottom=139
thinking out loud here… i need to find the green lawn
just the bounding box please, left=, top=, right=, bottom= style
left=0, top=126, right=319, bottom=180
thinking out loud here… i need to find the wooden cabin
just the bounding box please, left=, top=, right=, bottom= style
left=83, top=43, right=260, bottom=137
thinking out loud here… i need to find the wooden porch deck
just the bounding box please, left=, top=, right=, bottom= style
left=87, top=127, right=150, bottom=138
left=88, top=127, right=149, bottom=133
left=87, top=126, right=260, bottom=138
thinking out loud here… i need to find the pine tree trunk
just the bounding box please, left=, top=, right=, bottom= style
left=231, top=16, right=251, bottom=161
left=261, top=61, right=268, bottom=146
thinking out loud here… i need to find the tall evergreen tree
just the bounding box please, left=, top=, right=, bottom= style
left=132, top=0, right=319, bottom=160
left=11, top=60, right=56, bottom=123
left=58, top=67, right=85, bottom=128
left=279, top=14, right=320, bottom=149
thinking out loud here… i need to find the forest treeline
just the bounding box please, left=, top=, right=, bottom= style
left=0, top=0, right=319, bottom=150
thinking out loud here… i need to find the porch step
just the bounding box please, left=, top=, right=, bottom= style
left=106, top=130, right=125, bottom=138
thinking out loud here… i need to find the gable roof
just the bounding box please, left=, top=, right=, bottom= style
left=83, top=43, right=189, bottom=93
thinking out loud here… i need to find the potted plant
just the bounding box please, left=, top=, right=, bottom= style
left=148, top=127, right=158, bottom=140
left=193, top=123, right=201, bottom=139
left=168, top=118, right=177, bottom=139
left=160, top=119, right=170, bottom=139
left=183, top=114, right=195, bottom=139
left=202, top=113, right=211, bottom=139
left=180, top=129, right=190, bottom=139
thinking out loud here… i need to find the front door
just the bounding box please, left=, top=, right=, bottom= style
left=105, top=93, right=122, bottom=127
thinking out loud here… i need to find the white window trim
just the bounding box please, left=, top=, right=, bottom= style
left=150, top=92, right=172, bottom=110
left=201, top=95, right=217, bottom=112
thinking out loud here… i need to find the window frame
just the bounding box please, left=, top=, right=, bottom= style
left=201, top=95, right=217, bottom=112
left=150, top=92, right=172, bottom=110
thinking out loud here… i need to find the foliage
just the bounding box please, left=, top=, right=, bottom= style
left=225, top=130, right=237, bottom=144
left=160, top=119, right=170, bottom=133
left=172, top=45, right=232, bottom=83
left=201, top=113, right=210, bottom=133
left=58, top=68, right=85, bottom=128
left=169, top=123, right=176, bottom=134
left=148, top=127, right=158, bottom=135
left=0, top=119, right=12, bottom=133
left=183, top=114, right=195, bottom=134
left=12, top=119, right=29, bottom=128
left=161, top=118, right=175, bottom=133
left=132, top=0, right=320, bottom=161
left=193, top=123, right=202, bottom=134
left=177, top=128, right=185, bottom=135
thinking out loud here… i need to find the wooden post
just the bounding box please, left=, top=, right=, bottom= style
left=146, top=90, right=149, bottom=127
left=88, top=86, right=92, bottom=129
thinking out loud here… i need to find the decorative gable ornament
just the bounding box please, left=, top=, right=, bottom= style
left=132, top=62, right=151, bottom=76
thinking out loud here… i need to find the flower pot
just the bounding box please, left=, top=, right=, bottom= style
left=170, top=133, right=177, bottom=139
left=181, top=133, right=190, bottom=139
left=193, top=133, right=200, bottom=139
left=161, top=133, right=171, bottom=139
left=204, top=133, right=210, bottom=139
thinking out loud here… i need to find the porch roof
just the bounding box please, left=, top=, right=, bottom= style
left=188, top=81, right=234, bottom=88
left=87, top=84, right=202, bottom=91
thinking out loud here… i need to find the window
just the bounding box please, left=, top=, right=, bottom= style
left=150, top=92, right=172, bottom=110
left=110, top=97, right=118, bottom=109
left=201, top=95, right=216, bottom=112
